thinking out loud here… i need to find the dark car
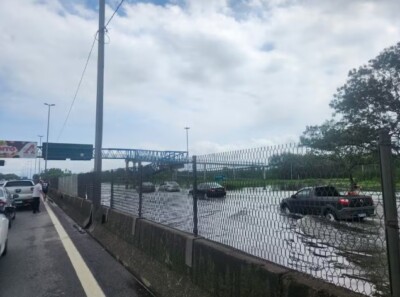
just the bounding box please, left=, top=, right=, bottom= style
left=280, top=185, right=375, bottom=221
left=189, top=182, right=226, bottom=198
left=136, top=182, right=156, bottom=193
left=158, top=181, right=181, bottom=192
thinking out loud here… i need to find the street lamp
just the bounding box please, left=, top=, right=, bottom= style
left=44, top=103, right=55, bottom=174
left=37, top=135, right=43, bottom=174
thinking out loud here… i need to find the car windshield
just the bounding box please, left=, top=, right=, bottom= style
left=143, top=182, right=153, bottom=186
left=0, top=188, right=4, bottom=198
left=5, top=181, right=33, bottom=187
left=167, top=182, right=179, bottom=186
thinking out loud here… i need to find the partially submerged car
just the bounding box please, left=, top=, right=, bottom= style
left=189, top=182, right=226, bottom=198
left=280, top=185, right=375, bottom=221
left=158, top=181, right=180, bottom=192
left=136, top=182, right=156, bottom=193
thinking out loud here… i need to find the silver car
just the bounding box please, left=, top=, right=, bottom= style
left=0, top=199, right=13, bottom=257
left=158, top=181, right=181, bottom=192
left=0, top=188, right=16, bottom=221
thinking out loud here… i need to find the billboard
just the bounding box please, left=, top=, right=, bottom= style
left=0, top=141, right=37, bottom=158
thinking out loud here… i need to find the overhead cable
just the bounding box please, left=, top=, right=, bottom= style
left=57, top=0, right=125, bottom=141
left=105, top=0, right=125, bottom=28
left=57, top=32, right=98, bottom=141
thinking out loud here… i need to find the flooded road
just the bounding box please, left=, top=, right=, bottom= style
left=101, top=184, right=396, bottom=297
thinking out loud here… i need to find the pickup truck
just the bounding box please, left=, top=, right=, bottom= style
left=3, top=180, right=35, bottom=208
left=280, top=185, right=375, bottom=221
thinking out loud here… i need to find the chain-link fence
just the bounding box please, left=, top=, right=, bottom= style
left=54, top=141, right=400, bottom=297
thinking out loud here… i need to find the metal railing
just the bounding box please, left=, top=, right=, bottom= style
left=54, top=136, right=400, bottom=297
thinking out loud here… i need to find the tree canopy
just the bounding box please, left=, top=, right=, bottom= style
left=300, top=42, right=400, bottom=181
left=302, top=42, right=400, bottom=152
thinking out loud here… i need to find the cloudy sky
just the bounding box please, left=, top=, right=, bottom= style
left=1, top=0, right=399, bottom=176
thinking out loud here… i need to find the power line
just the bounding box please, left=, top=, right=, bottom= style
left=106, top=0, right=125, bottom=28
left=57, top=0, right=125, bottom=141
left=57, top=32, right=98, bottom=141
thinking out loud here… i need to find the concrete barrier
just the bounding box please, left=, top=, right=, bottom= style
left=49, top=189, right=92, bottom=228
left=49, top=191, right=366, bottom=297
left=89, top=206, right=210, bottom=297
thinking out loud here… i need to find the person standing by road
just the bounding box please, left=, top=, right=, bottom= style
left=32, top=174, right=44, bottom=213
left=42, top=179, right=49, bottom=202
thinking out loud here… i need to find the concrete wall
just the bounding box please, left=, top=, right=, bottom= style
left=49, top=190, right=366, bottom=297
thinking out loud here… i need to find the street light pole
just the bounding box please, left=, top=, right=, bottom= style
left=184, top=127, right=190, bottom=182
left=184, top=127, right=190, bottom=157
left=44, top=103, right=55, bottom=174
left=37, top=135, right=43, bottom=174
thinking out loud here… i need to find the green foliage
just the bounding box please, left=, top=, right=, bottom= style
left=0, top=173, right=20, bottom=180
left=42, top=168, right=72, bottom=179
left=301, top=41, right=400, bottom=182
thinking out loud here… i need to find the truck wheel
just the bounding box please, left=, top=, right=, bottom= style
left=325, top=210, right=336, bottom=222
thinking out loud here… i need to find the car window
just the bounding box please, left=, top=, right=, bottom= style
left=0, top=188, right=4, bottom=197
left=315, top=186, right=340, bottom=197
left=296, top=189, right=311, bottom=199
left=5, top=181, right=34, bottom=187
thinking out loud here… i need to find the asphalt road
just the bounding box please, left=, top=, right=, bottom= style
left=0, top=199, right=154, bottom=297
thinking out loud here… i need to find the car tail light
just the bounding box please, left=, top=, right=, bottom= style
left=339, top=198, right=350, bottom=206
left=0, top=201, right=6, bottom=207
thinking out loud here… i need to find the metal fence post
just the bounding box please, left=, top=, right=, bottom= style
left=138, top=163, right=143, bottom=218
left=110, top=170, right=114, bottom=209
left=379, top=130, right=400, bottom=297
left=193, top=156, right=198, bottom=236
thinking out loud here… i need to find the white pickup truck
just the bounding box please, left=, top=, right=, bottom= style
left=3, top=180, right=35, bottom=208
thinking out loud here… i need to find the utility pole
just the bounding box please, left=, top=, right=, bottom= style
left=94, top=0, right=105, bottom=207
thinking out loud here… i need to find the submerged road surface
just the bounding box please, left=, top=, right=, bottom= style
left=0, top=199, right=153, bottom=297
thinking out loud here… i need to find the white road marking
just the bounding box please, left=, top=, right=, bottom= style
left=44, top=201, right=106, bottom=297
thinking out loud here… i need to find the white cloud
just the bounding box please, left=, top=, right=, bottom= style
left=0, top=0, right=399, bottom=175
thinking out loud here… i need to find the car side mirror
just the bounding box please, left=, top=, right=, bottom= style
left=291, top=194, right=296, bottom=199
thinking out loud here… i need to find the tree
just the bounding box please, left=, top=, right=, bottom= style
left=0, top=173, right=20, bottom=180
left=43, top=168, right=72, bottom=179
left=301, top=42, right=400, bottom=183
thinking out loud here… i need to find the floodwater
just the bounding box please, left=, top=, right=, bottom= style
left=100, top=184, right=397, bottom=297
